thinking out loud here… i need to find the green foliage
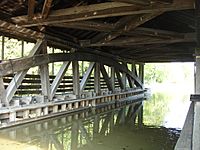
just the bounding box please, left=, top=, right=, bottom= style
left=144, top=64, right=168, bottom=85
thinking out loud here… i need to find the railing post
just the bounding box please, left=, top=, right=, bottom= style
left=94, top=63, right=101, bottom=95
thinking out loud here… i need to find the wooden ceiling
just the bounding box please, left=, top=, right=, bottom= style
left=0, top=0, right=197, bottom=62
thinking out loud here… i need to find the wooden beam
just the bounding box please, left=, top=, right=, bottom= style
left=72, top=61, right=80, bottom=97
left=50, top=61, right=71, bottom=100
left=82, top=33, right=195, bottom=47
left=115, top=69, right=125, bottom=90
left=28, top=0, right=35, bottom=20
left=39, top=41, right=50, bottom=100
left=41, top=0, right=53, bottom=19
left=5, top=40, right=44, bottom=103
left=112, top=0, right=150, bottom=5
left=100, top=65, right=114, bottom=92
left=80, top=62, right=95, bottom=92
left=111, top=67, right=115, bottom=91
left=94, top=63, right=101, bottom=95
left=0, top=77, right=6, bottom=106
left=12, top=0, right=195, bottom=27
left=99, top=12, right=163, bottom=42
left=0, top=52, right=143, bottom=88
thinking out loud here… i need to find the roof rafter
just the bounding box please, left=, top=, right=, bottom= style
left=12, top=0, right=194, bottom=27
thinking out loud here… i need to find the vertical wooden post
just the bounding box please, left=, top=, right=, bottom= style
left=0, top=77, right=6, bottom=106
left=72, top=61, right=80, bottom=98
left=52, top=48, right=55, bottom=75
left=39, top=41, right=50, bottom=101
left=21, top=40, right=24, bottom=57
left=139, top=63, right=144, bottom=84
left=1, top=36, right=4, bottom=60
left=193, top=1, right=200, bottom=149
left=94, top=63, right=101, bottom=95
left=111, top=67, right=115, bottom=92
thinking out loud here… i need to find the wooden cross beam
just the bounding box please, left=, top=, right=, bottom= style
left=50, top=61, right=71, bottom=100
left=0, top=52, right=143, bottom=88
left=93, top=12, right=163, bottom=43
left=12, top=0, right=194, bottom=27
left=81, top=33, right=195, bottom=47
left=100, top=65, right=114, bottom=92
left=80, top=62, right=95, bottom=92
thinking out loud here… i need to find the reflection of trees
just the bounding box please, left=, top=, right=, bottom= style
left=143, top=92, right=171, bottom=126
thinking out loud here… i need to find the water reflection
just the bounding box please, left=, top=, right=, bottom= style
left=0, top=99, right=180, bottom=150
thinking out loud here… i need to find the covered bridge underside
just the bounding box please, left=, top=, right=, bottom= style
left=0, top=0, right=197, bottom=62
left=0, top=0, right=199, bottom=149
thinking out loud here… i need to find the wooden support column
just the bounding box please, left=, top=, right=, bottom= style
left=39, top=40, right=50, bottom=100
left=111, top=67, right=115, bottom=92
left=80, top=62, right=95, bottom=92
left=94, top=63, right=101, bottom=95
left=72, top=61, right=80, bottom=98
left=139, top=63, right=144, bottom=84
left=50, top=61, right=71, bottom=100
left=21, top=40, right=24, bottom=57
left=6, top=40, right=43, bottom=104
left=1, top=36, right=4, bottom=60
left=0, top=77, right=6, bottom=106
left=100, top=64, right=114, bottom=92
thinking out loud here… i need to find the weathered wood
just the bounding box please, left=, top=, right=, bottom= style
left=111, top=67, right=115, bottom=91
left=12, top=0, right=194, bottom=27
left=50, top=61, right=71, bottom=100
left=5, top=40, right=44, bottom=103
left=83, top=33, right=195, bottom=47
left=112, top=0, right=150, bottom=5
left=115, top=69, right=125, bottom=90
left=94, top=63, right=101, bottom=95
left=39, top=41, right=50, bottom=100
left=1, top=36, right=4, bottom=60
left=99, top=12, right=163, bottom=43
left=139, top=63, right=144, bottom=84
left=0, top=52, right=143, bottom=88
left=0, top=77, right=6, bottom=106
left=41, top=0, right=53, bottom=19
left=28, top=0, right=35, bottom=20
left=72, top=61, right=80, bottom=97
left=80, top=62, right=95, bottom=92
left=100, top=65, right=114, bottom=92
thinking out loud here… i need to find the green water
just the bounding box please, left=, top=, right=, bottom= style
left=0, top=89, right=190, bottom=150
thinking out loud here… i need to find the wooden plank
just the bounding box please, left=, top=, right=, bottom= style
left=41, top=0, right=53, bottom=19
left=80, top=62, right=95, bottom=92
left=100, top=65, right=114, bottom=92
left=50, top=61, right=71, bottom=100
left=28, top=0, right=35, bottom=20
left=12, top=0, right=195, bottom=27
